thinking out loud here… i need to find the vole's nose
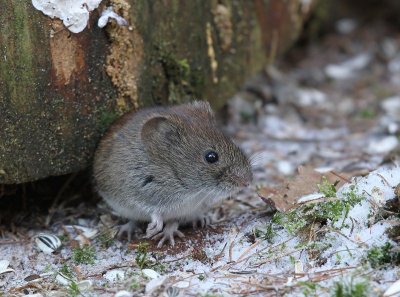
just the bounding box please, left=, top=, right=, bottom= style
left=242, top=181, right=250, bottom=187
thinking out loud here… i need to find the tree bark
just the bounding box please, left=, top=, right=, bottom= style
left=0, top=0, right=315, bottom=184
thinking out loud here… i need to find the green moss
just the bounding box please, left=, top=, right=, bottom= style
left=151, top=43, right=205, bottom=104
left=58, top=234, right=68, bottom=243
left=160, top=53, right=191, bottom=84
left=129, top=277, right=141, bottom=290
left=272, top=183, right=364, bottom=234
left=136, top=241, right=150, bottom=270
left=298, top=281, right=318, bottom=296
left=272, top=210, right=308, bottom=234
left=60, top=263, right=74, bottom=279
left=99, top=110, right=120, bottom=132
left=318, top=176, right=338, bottom=198
left=331, top=279, right=368, bottom=297
left=365, top=242, right=400, bottom=268
left=358, top=108, right=376, bottom=119
left=255, top=222, right=276, bottom=243
left=67, top=281, right=81, bottom=297
left=0, top=2, right=36, bottom=111
left=97, top=231, right=115, bottom=248
left=72, top=245, right=96, bottom=265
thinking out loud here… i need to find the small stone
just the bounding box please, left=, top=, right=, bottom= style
left=294, top=260, right=304, bottom=274
left=142, top=269, right=161, bottom=279
left=103, top=269, right=125, bottom=283
left=77, top=280, right=93, bottom=291
left=381, top=96, right=400, bottom=118
left=368, top=136, right=398, bottom=154
left=276, top=160, right=294, bottom=176
left=115, top=291, right=133, bottom=297
left=145, top=276, right=168, bottom=294
left=384, top=279, right=400, bottom=296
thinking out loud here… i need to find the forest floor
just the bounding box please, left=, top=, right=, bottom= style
left=1, top=18, right=400, bottom=297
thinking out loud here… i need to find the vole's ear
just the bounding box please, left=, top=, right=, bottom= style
left=191, top=100, right=213, bottom=113
left=141, top=116, right=181, bottom=147
left=190, top=101, right=214, bottom=118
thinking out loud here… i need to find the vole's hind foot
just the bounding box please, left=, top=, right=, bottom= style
left=145, top=214, right=164, bottom=238
left=117, top=220, right=137, bottom=241
left=192, top=214, right=214, bottom=230
left=152, top=221, right=184, bottom=247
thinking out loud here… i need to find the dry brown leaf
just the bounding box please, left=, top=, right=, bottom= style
left=257, top=166, right=351, bottom=212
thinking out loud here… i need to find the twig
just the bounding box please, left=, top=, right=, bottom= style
left=322, top=226, right=368, bottom=248
left=228, top=270, right=257, bottom=275
left=45, top=172, right=79, bottom=226
left=228, top=226, right=240, bottom=263
left=214, top=241, right=228, bottom=262
left=234, top=236, right=297, bottom=267
left=251, top=247, right=304, bottom=268
left=330, top=171, right=352, bottom=183
left=235, top=240, right=262, bottom=263
left=376, top=173, right=393, bottom=187
left=0, top=240, right=27, bottom=245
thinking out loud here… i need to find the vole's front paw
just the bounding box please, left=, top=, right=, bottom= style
left=192, top=214, right=214, bottom=230
left=152, top=221, right=184, bottom=247
left=145, top=214, right=163, bottom=238
left=117, top=220, right=137, bottom=241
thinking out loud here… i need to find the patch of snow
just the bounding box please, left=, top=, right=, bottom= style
left=114, top=291, right=133, bottom=297
left=77, top=279, right=93, bottom=291
left=145, top=276, right=168, bottom=294
left=55, top=273, right=71, bottom=286
left=367, top=136, right=398, bottom=154
left=382, top=38, right=399, bottom=59
left=384, top=279, right=400, bottom=296
left=276, top=160, right=295, bottom=176
left=388, top=57, right=400, bottom=73
left=98, top=6, right=128, bottom=28
left=330, top=167, right=399, bottom=249
left=142, top=269, right=161, bottom=280
left=297, top=88, right=327, bottom=106
left=381, top=96, right=400, bottom=118
left=335, top=18, right=357, bottom=34
left=314, top=167, right=335, bottom=173
left=31, top=0, right=103, bottom=33
left=0, top=260, right=14, bottom=275
left=325, top=53, right=371, bottom=80
left=262, top=115, right=347, bottom=141
left=103, top=269, right=125, bottom=283
left=173, top=280, right=190, bottom=288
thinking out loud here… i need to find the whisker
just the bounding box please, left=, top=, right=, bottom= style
left=249, top=151, right=266, bottom=168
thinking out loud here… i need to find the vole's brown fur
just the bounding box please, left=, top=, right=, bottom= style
left=93, top=101, right=252, bottom=247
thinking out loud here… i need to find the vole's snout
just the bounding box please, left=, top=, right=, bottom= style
left=240, top=180, right=250, bottom=187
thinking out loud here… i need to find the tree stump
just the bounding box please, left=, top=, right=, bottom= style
left=0, top=0, right=316, bottom=184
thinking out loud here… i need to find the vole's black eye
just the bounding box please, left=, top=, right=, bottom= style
left=205, top=151, right=219, bottom=163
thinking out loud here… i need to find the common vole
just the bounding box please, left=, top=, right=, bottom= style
left=93, top=101, right=252, bottom=247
